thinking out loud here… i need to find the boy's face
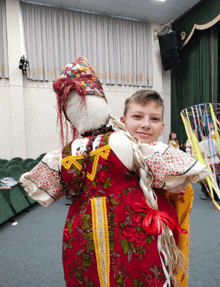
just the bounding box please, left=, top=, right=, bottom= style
left=121, top=101, right=164, bottom=144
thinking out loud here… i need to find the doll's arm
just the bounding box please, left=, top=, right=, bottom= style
left=20, top=150, right=65, bottom=206
left=140, top=141, right=210, bottom=193
left=159, top=156, right=210, bottom=193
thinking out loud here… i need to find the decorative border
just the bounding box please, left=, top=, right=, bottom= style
left=62, top=145, right=111, bottom=181
left=91, top=197, right=110, bottom=287
left=181, top=14, right=220, bottom=48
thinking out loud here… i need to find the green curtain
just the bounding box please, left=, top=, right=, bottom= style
left=171, top=24, right=219, bottom=146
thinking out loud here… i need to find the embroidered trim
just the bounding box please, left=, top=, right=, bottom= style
left=62, top=145, right=111, bottom=181
left=162, top=145, right=171, bottom=156
left=23, top=161, right=64, bottom=200
left=91, top=197, right=110, bottom=287
left=23, top=176, right=57, bottom=201
left=41, top=161, right=60, bottom=173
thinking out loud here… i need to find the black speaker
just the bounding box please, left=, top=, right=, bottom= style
left=158, top=31, right=180, bottom=71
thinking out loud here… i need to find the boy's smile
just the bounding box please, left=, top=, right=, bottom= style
left=121, top=101, right=164, bottom=144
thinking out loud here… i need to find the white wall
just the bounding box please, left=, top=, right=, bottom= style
left=162, top=68, right=171, bottom=145
left=0, top=0, right=171, bottom=160
left=0, top=79, right=11, bottom=158
left=23, top=79, right=60, bottom=158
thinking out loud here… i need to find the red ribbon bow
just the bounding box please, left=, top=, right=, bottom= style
left=134, top=198, right=188, bottom=236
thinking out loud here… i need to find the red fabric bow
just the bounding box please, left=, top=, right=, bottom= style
left=134, top=198, right=188, bottom=236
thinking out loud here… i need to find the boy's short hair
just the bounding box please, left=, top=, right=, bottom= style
left=123, top=90, right=164, bottom=117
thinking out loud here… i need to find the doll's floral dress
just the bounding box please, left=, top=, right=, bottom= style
left=60, top=132, right=179, bottom=287
left=20, top=131, right=209, bottom=287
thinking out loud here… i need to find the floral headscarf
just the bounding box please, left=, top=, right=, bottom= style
left=53, top=57, right=106, bottom=116
left=53, top=57, right=107, bottom=146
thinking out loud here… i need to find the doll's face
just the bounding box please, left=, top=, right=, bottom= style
left=121, top=101, right=164, bottom=144
left=65, top=92, right=109, bottom=134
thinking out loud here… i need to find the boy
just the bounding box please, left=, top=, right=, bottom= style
left=119, top=89, right=209, bottom=287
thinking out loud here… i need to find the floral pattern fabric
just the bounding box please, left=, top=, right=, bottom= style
left=20, top=150, right=64, bottom=206
left=61, top=132, right=180, bottom=287
left=54, top=56, right=106, bottom=113
left=140, top=141, right=209, bottom=190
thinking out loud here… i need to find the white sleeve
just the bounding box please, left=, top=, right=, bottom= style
left=20, top=150, right=65, bottom=206
left=141, top=141, right=210, bottom=193
left=162, top=161, right=209, bottom=193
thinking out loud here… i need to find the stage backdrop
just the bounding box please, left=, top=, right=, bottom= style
left=170, top=0, right=220, bottom=146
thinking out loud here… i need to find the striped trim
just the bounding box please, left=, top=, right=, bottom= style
left=91, top=197, right=110, bottom=287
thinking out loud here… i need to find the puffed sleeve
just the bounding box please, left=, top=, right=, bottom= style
left=140, top=142, right=210, bottom=193
left=20, top=150, right=66, bottom=206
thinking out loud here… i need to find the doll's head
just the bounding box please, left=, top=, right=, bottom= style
left=65, top=91, right=109, bottom=135
left=53, top=57, right=109, bottom=145
left=121, top=90, right=164, bottom=144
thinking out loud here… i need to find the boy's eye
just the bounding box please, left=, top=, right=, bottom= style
left=152, top=117, right=160, bottom=121
left=133, top=115, right=141, bottom=119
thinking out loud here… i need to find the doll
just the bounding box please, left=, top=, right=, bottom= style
left=168, top=132, right=179, bottom=149
left=20, top=57, right=209, bottom=287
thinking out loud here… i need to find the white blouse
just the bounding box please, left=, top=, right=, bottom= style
left=20, top=132, right=209, bottom=206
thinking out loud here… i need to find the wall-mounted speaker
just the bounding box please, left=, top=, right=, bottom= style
left=158, top=30, right=181, bottom=71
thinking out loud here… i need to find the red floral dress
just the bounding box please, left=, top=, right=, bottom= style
left=61, top=132, right=179, bottom=287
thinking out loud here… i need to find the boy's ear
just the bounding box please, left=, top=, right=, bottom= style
left=160, top=123, right=165, bottom=135
left=120, top=116, right=125, bottom=123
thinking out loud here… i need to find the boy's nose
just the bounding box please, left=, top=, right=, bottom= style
left=141, top=118, right=150, bottom=129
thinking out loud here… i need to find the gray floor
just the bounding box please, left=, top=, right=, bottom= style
left=188, top=183, right=220, bottom=286
left=0, top=197, right=68, bottom=287
left=0, top=183, right=220, bottom=287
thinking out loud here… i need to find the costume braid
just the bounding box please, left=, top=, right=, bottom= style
left=110, top=114, right=186, bottom=287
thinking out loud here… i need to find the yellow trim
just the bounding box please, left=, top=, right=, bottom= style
left=181, top=14, right=220, bottom=48
left=210, top=104, right=220, bottom=155
left=62, top=145, right=111, bottom=181
left=168, top=184, right=194, bottom=287
left=91, top=197, right=110, bottom=287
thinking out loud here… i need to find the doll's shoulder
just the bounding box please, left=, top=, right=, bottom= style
left=69, top=136, right=103, bottom=156
left=109, top=131, right=134, bottom=170
left=140, top=141, right=168, bottom=155
left=109, top=131, right=133, bottom=151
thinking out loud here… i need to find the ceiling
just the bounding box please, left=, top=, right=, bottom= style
left=21, top=0, right=202, bottom=25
